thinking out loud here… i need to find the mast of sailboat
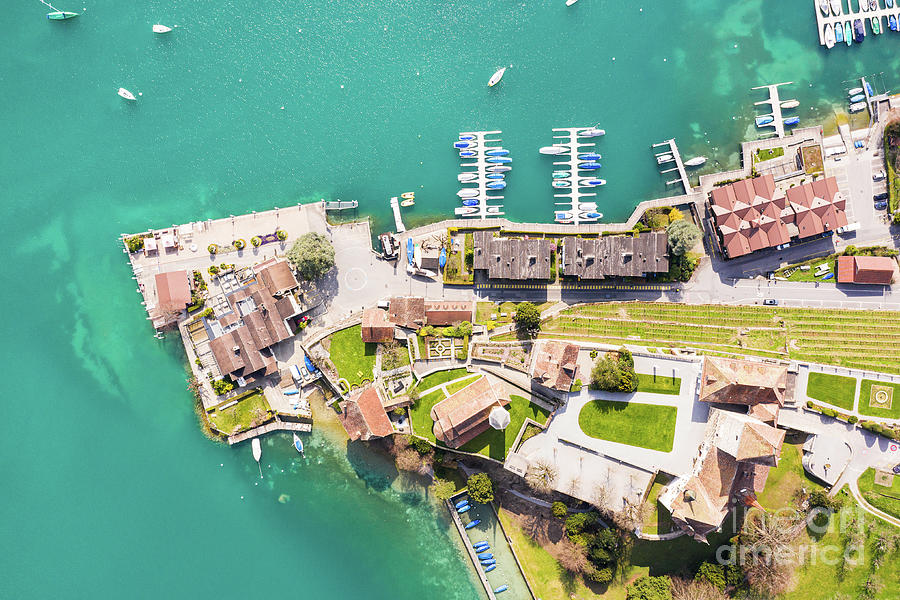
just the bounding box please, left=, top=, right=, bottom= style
left=38, top=0, right=61, bottom=11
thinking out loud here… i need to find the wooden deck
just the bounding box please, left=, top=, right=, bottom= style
left=228, top=419, right=312, bottom=445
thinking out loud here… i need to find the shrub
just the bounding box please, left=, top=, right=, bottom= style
left=590, top=348, right=637, bottom=393
left=251, top=236, right=262, bottom=247
left=466, top=472, right=494, bottom=504
left=276, top=229, right=287, bottom=241
left=552, top=501, right=568, bottom=519
left=667, top=220, right=702, bottom=256
left=211, top=378, right=234, bottom=396
left=588, top=567, right=614, bottom=584
left=843, top=245, right=858, bottom=256
left=589, top=350, right=598, bottom=359
left=808, top=490, right=841, bottom=512
left=409, top=436, right=432, bottom=455
left=571, top=378, right=582, bottom=393
left=233, top=238, right=246, bottom=250
left=848, top=415, right=859, bottom=424
left=207, top=244, right=218, bottom=254
left=125, top=235, right=145, bottom=252
left=391, top=406, right=405, bottom=417
left=565, top=512, right=599, bottom=538
left=208, top=265, right=219, bottom=276
left=431, top=478, right=456, bottom=501
left=287, top=232, right=336, bottom=280
left=696, top=562, right=726, bottom=591
left=806, top=400, right=814, bottom=409
left=626, top=575, right=673, bottom=600
left=199, top=307, right=214, bottom=318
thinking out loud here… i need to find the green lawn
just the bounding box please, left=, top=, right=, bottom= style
left=642, top=475, right=674, bottom=535
left=207, top=391, right=272, bottom=436
left=578, top=400, right=677, bottom=452
left=857, top=467, right=900, bottom=520
left=444, top=374, right=481, bottom=396
left=415, top=367, right=469, bottom=392
left=806, top=372, right=857, bottom=411
left=857, top=379, right=900, bottom=419
left=409, top=388, right=447, bottom=443
left=457, top=394, right=551, bottom=461
left=327, top=325, right=377, bottom=388
left=756, top=440, right=824, bottom=511
left=755, top=146, right=784, bottom=162
left=636, top=373, right=681, bottom=395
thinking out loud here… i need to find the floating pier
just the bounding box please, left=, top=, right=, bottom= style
left=389, top=196, right=406, bottom=233
left=752, top=82, right=793, bottom=139
left=814, top=0, right=899, bottom=47
left=323, top=200, right=358, bottom=211
left=547, top=127, right=603, bottom=225
left=652, top=138, right=691, bottom=195
left=456, top=130, right=506, bottom=219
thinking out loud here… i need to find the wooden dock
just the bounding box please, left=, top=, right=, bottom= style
left=389, top=196, right=406, bottom=233
left=227, top=419, right=312, bottom=445
left=457, top=130, right=505, bottom=220
left=813, top=0, right=898, bottom=47
left=549, top=126, right=601, bottom=226
left=752, top=82, right=793, bottom=139
left=652, top=138, right=692, bottom=195
left=447, top=494, right=498, bottom=600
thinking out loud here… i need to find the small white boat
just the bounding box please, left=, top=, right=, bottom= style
left=831, top=0, right=842, bottom=15
left=251, top=438, right=263, bottom=478
left=488, top=67, right=506, bottom=87
left=848, top=87, right=864, bottom=95
left=824, top=24, right=835, bottom=48
left=293, top=433, right=305, bottom=456
left=566, top=0, right=579, bottom=5
left=539, top=145, right=568, bottom=155
left=458, top=172, right=479, bottom=183
left=455, top=206, right=478, bottom=216
left=859, top=0, right=868, bottom=11
left=819, top=0, right=830, bottom=16
left=656, top=153, right=674, bottom=164
left=579, top=178, right=606, bottom=186
left=415, top=268, right=437, bottom=279
left=684, top=156, right=707, bottom=167
left=780, top=100, right=799, bottom=109
left=849, top=101, right=867, bottom=113
left=578, top=127, right=605, bottom=137
left=117, top=87, right=136, bottom=101
left=485, top=206, right=503, bottom=214
left=457, top=188, right=479, bottom=198
left=578, top=202, right=598, bottom=210
left=487, top=165, right=512, bottom=173
left=153, top=24, right=173, bottom=34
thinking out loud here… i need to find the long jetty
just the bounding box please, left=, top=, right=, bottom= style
left=457, top=130, right=505, bottom=220
left=653, top=139, right=692, bottom=195
left=814, top=0, right=899, bottom=47
left=550, top=126, right=601, bottom=226
left=228, top=419, right=312, bottom=445
left=389, top=196, right=406, bottom=233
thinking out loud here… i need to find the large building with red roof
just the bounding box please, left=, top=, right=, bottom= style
left=709, top=175, right=847, bottom=258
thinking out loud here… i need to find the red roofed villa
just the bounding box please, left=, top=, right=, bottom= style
left=431, top=375, right=508, bottom=448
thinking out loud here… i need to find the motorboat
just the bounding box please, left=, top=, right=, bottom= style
left=859, top=0, right=868, bottom=11
left=552, top=180, right=571, bottom=189
left=485, top=206, right=502, bottom=214
left=889, top=0, right=895, bottom=7
left=821, top=272, right=835, bottom=280
left=783, top=116, right=800, bottom=126
left=293, top=433, right=304, bottom=456
left=458, top=172, right=478, bottom=183
left=578, top=161, right=601, bottom=169
left=539, top=145, right=567, bottom=155
left=251, top=438, right=263, bottom=478
left=552, top=171, right=570, bottom=178
left=579, top=202, right=598, bottom=210
left=462, top=199, right=479, bottom=207
left=486, top=173, right=505, bottom=179
left=400, top=199, right=414, bottom=207
left=485, top=148, right=509, bottom=156
left=47, top=11, right=79, bottom=19
left=832, top=0, right=843, bottom=13
left=487, top=156, right=512, bottom=163
left=117, top=88, right=137, bottom=101
left=487, top=165, right=511, bottom=172
left=566, top=0, right=579, bottom=5
left=454, top=140, right=476, bottom=149
left=684, top=156, right=708, bottom=167
left=835, top=22, right=845, bottom=42
left=849, top=86, right=864, bottom=95
left=849, top=101, right=867, bottom=112
left=480, top=559, right=496, bottom=566
left=477, top=552, right=493, bottom=560
left=578, top=152, right=602, bottom=160
left=473, top=541, right=488, bottom=549
left=401, top=191, right=414, bottom=200
left=457, top=188, right=479, bottom=198
left=494, top=585, right=508, bottom=594
left=780, top=100, right=799, bottom=109
left=579, top=178, right=606, bottom=186
left=755, top=115, right=774, bottom=126
left=825, top=24, right=836, bottom=48
left=459, top=150, right=477, bottom=158
left=459, top=134, right=476, bottom=141
left=153, top=24, right=173, bottom=34
left=656, top=153, right=674, bottom=164
left=406, top=238, right=413, bottom=265
left=819, top=0, right=830, bottom=15
left=853, top=19, right=865, bottom=43
left=845, top=21, right=853, bottom=45
left=488, top=67, right=506, bottom=87
left=850, top=93, right=866, bottom=102
left=486, top=181, right=506, bottom=189
left=890, top=14, right=897, bottom=31
left=872, top=17, right=881, bottom=34
left=484, top=565, right=497, bottom=573
left=455, top=206, right=477, bottom=216
left=580, top=211, right=602, bottom=220
left=578, top=127, right=605, bottom=137
left=865, top=82, right=874, bottom=95
left=439, top=247, right=447, bottom=269
left=379, top=233, right=398, bottom=259
left=870, top=0, right=877, bottom=9
left=555, top=211, right=574, bottom=222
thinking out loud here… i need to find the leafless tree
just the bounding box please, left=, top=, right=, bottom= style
left=556, top=539, right=589, bottom=575
left=591, top=482, right=612, bottom=514
left=740, top=512, right=801, bottom=598
left=395, top=448, right=424, bottom=473
left=671, top=577, right=728, bottom=600
left=612, top=497, right=648, bottom=532
left=525, top=459, right=558, bottom=493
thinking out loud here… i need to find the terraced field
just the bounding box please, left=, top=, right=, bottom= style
left=495, top=303, right=900, bottom=374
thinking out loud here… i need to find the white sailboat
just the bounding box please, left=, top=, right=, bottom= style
left=153, top=24, right=173, bottom=34
left=117, top=87, right=137, bottom=101
left=251, top=438, right=263, bottom=479
left=684, top=156, right=707, bottom=167
left=488, top=67, right=506, bottom=87
left=539, top=145, right=568, bottom=155
left=578, top=127, right=605, bottom=137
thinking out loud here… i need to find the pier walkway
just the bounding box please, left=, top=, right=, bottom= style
left=227, top=419, right=312, bottom=446
left=752, top=82, right=793, bottom=139
left=458, top=130, right=505, bottom=220
left=814, top=0, right=900, bottom=47
left=550, top=126, right=601, bottom=225
left=389, top=196, right=406, bottom=233
left=653, top=139, right=692, bottom=194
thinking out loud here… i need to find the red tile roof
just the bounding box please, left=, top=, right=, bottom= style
left=361, top=308, right=394, bottom=343
left=388, top=297, right=426, bottom=329
left=155, top=270, right=192, bottom=313
left=531, top=340, right=580, bottom=391
left=424, top=301, right=474, bottom=326
left=431, top=376, right=506, bottom=448
left=836, top=255, right=897, bottom=285
left=339, top=387, right=393, bottom=441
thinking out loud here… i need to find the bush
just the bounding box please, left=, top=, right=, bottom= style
left=287, top=232, right=336, bottom=280
left=125, top=235, right=145, bottom=252
left=696, top=562, right=726, bottom=591
left=208, top=265, right=219, bottom=276
left=667, top=253, right=699, bottom=282
left=806, top=400, right=814, bottom=409
left=276, top=229, right=287, bottom=241
left=808, top=490, right=841, bottom=512
left=233, top=238, right=246, bottom=250
left=626, top=575, right=673, bottom=600
left=409, top=436, right=432, bottom=455
left=667, top=220, right=702, bottom=256
left=467, top=472, right=494, bottom=504
left=199, top=307, right=214, bottom=318
left=571, top=378, right=582, bottom=393
left=431, top=478, right=456, bottom=501
left=848, top=415, right=859, bottom=424
left=565, top=511, right=599, bottom=538
left=589, top=350, right=598, bottom=359
left=843, top=245, right=858, bottom=256
left=587, top=566, right=614, bottom=584
left=211, top=378, right=234, bottom=396
left=251, top=236, right=262, bottom=247
left=590, top=348, right=637, bottom=393
left=552, top=501, right=568, bottom=519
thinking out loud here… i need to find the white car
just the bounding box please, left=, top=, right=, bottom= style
left=873, top=170, right=886, bottom=181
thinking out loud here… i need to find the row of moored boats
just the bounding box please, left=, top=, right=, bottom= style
left=819, top=0, right=894, bottom=17
left=454, top=133, right=509, bottom=217
left=848, top=82, right=874, bottom=113
left=455, top=499, right=509, bottom=594
left=821, top=4, right=899, bottom=48
left=540, top=127, right=606, bottom=223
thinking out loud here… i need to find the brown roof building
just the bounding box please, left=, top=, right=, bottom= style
left=473, top=231, right=554, bottom=281
left=561, top=233, right=669, bottom=279
left=339, top=387, right=394, bottom=441
left=709, top=175, right=847, bottom=258
left=361, top=308, right=395, bottom=343
left=659, top=409, right=785, bottom=542
left=699, top=356, right=788, bottom=407
left=155, top=270, right=192, bottom=314
left=424, top=300, right=474, bottom=326
left=254, top=258, right=298, bottom=297
left=530, top=340, right=580, bottom=392
left=388, top=296, right=426, bottom=329
left=431, top=376, right=508, bottom=448
left=836, top=255, right=897, bottom=285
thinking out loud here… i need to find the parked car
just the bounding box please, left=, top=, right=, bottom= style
left=763, top=299, right=778, bottom=306
left=874, top=192, right=889, bottom=201
left=873, top=170, right=886, bottom=181
left=837, top=222, right=860, bottom=234
left=875, top=201, right=888, bottom=210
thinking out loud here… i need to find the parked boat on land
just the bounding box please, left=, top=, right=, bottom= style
left=755, top=115, right=774, bottom=126
left=539, top=145, right=567, bottom=155
left=488, top=67, right=506, bottom=87
left=487, top=165, right=511, bottom=172
left=684, top=156, right=707, bottom=167
left=484, top=565, right=497, bottom=573
left=473, top=542, right=489, bottom=550
left=578, top=161, right=602, bottom=169
left=494, top=585, right=509, bottom=593
left=457, top=188, right=479, bottom=198
left=47, top=11, right=78, bottom=19
left=413, top=244, right=422, bottom=269
left=481, top=559, right=496, bottom=566
left=578, top=127, right=605, bottom=137
left=406, top=238, right=413, bottom=265
left=153, top=24, right=173, bottom=33
left=117, top=88, right=137, bottom=101
left=485, top=206, right=502, bottom=214
left=478, top=553, right=493, bottom=560
left=824, top=24, right=836, bottom=48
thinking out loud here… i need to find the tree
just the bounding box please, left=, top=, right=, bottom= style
left=556, top=539, right=589, bottom=574
left=667, top=208, right=684, bottom=223
left=431, top=478, right=456, bottom=501
left=287, top=232, right=335, bottom=280
left=525, top=458, right=558, bottom=493
left=395, top=448, right=424, bottom=473
left=381, top=340, right=406, bottom=371
left=667, top=220, right=703, bottom=256
left=513, top=302, right=542, bottom=334
left=552, top=501, right=568, bottom=520
left=407, top=386, right=420, bottom=405
left=695, top=562, right=726, bottom=591
left=466, top=472, right=494, bottom=504
left=670, top=578, right=728, bottom=600
left=591, top=355, right=621, bottom=390
left=626, top=575, right=673, bottom=600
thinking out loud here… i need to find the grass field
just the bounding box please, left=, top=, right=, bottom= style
left=858, top=467, right=900, bottom=520
left=641, top=474, right=674, bottom=535
left=457, top=394, right=551, bottom=460
left=327, top=325, right=377, bottom=388
left=756, top=146, right=784, bottom=162
left=409, top=388, right=446, bottom=443
left=476, top=301, right=554, bottom=325
left=495, top=302, right=900, bottom=375
left=207, top=391, right=272, bottom=436
left=756, top=440, right=824, bottom=511
left=415, top=367, right=469, bottom=392
left=857, top=379, right=900, bottom=419
left=636, top=373, right=681, bottom=395
left=444, top=374, right=481, bottom=396
left=578, top=400, right=677, bottom=452
left=806, top=372, right=857, bottom=411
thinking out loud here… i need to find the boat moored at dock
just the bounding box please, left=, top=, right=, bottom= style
left=577, top=127, right=605, bottom=137
left=824, top=23, right=836, bottom=47
left=853, top=19, right=865, bottom=42
left=47, top=10, right=78, bottom=19
left=849, top=101, right=867, bottom=112
left=579, top=178, right=606, bottom=186
left=487, top=165, right=511, bottom=172
left=539, top=145, right=568, bottom=155
left=684, top=156, right=707, bottom=167
left=578, top=161, right=602, bottom=169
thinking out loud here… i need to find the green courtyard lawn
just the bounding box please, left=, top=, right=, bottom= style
left=207, top=391, right=272, bottom=436
left=641, top=474, right=674, bottom=535
left=857, top=379, right=900, bottom=419
left=457, top=394, right=551, bottom=461
left=756, top=439, right=824, bottom=511
left=636, top=373, right=681, bottom=395
left=578, top=400, right=677, bottom=452
left=444, top=374, right=481, bottom=396
left=755, top=146, right=784, bottom=162
left=857, top=467, right=900, bottom=520
left=415, top=367, right=469, bottom=392
left=327, top=325, right=377, bottom=389
left=409, top=388, right=446, bottom=443
left=806, top=372, right=857, bottom=411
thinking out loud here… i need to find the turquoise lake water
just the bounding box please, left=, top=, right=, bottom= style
left=2, top=1, right=897, bottom=597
